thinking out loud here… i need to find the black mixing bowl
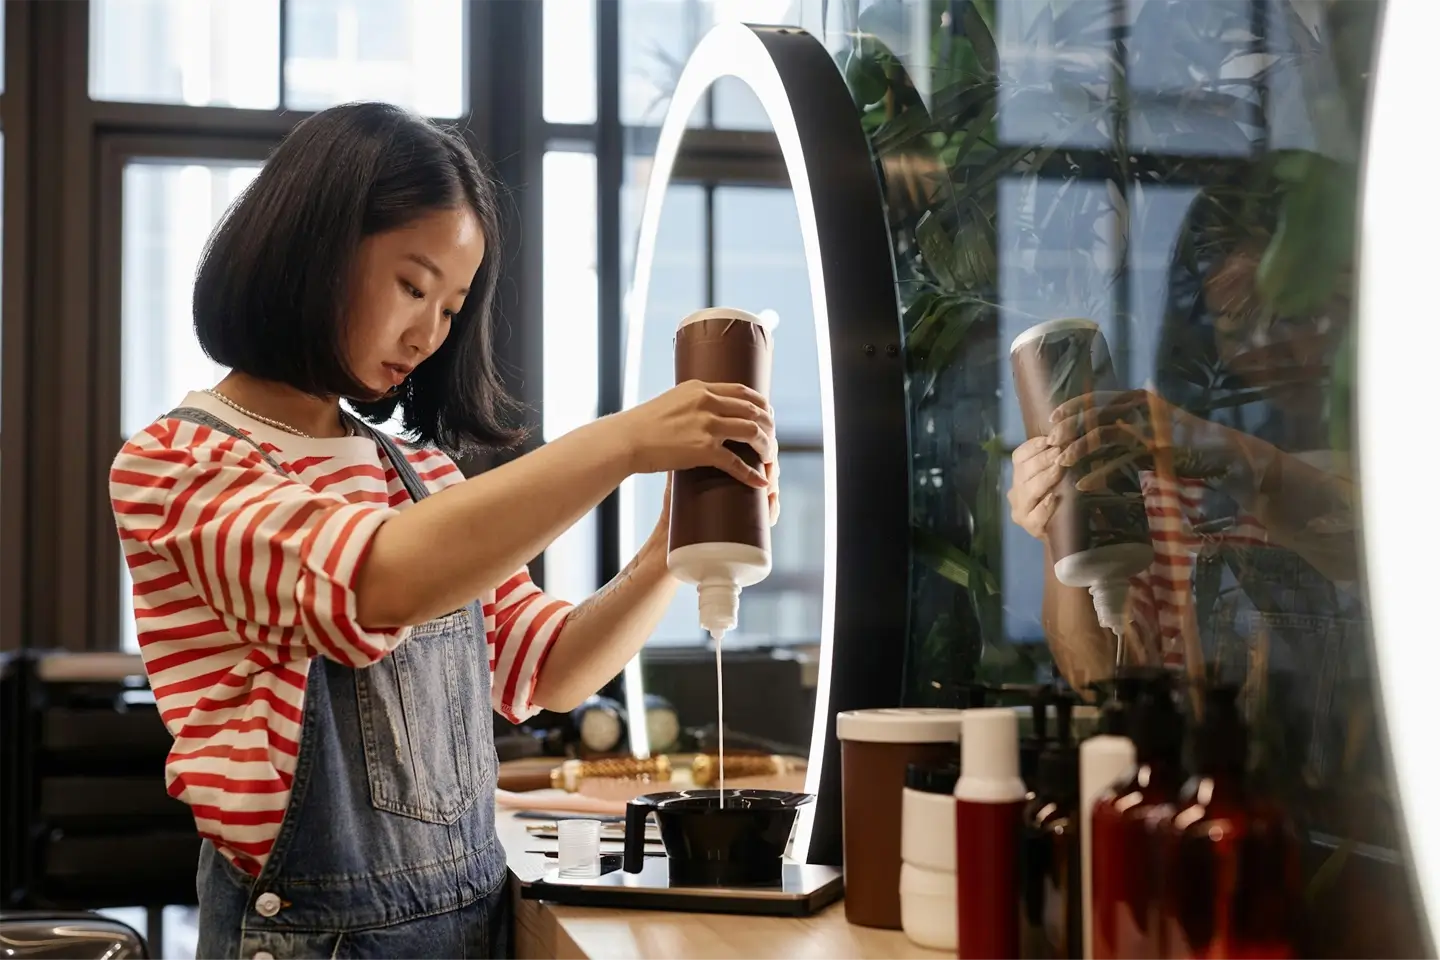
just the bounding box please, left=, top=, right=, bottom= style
left=622, top=789, right=814, bottom=886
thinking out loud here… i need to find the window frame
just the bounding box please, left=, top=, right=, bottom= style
left=0, top=0, right=505, bottom=652
left=0, top=0, right=25, bottom=655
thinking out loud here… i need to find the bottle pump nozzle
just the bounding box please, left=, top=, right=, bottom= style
left=697, top=578, right=741, bottom=641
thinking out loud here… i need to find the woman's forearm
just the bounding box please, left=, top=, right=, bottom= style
left=531, top=527, right=679, bottom=713
left=356, top=417, right=633, bottom=627
left=1227, top=435, right=1359, bottom=581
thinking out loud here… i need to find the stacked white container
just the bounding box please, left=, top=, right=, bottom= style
left=898, top=761, right=960, bottom=950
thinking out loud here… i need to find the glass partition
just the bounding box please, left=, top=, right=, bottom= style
left=794, top=0, right=1415, bottom=953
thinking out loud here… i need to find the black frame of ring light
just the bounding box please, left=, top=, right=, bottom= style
left=620, top=21, right=909, bottom=867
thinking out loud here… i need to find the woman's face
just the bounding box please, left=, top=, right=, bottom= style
left=345, top=206, right=486, bottom=398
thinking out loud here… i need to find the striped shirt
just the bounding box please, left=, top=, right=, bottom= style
left=1129, top=470, right=1270, bottom=664
left=109, top=391, right=572, bottom=876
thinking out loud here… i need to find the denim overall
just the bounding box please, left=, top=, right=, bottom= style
left=166, top=408, right=511, bottom=960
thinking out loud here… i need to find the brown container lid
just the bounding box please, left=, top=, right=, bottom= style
left=836, top=708, right=967, bottom=744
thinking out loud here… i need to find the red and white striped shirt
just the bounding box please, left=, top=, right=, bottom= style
left=110, top=392, right=573, bottom=876
left=1128, top=470, right=1270, bottom=664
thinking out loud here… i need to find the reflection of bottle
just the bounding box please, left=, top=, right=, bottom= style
left=954, top=708, right=1028, bottom=960
left=1021, top=697, right=1081, bottom=960
left=1080, top=680, right=1139, bottom=960
left=1091, top=674, right=1185, bottom=960
left=1159, top=686, right=1300, bottom=960
left=667, top=307, right=776, bottom=641
left=1010, top=319, right=1153, bottom=639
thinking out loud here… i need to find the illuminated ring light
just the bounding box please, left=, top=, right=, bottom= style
left=619, top=22, right=908, bottom=865
left=1359, top=0, right=1438, bottom=949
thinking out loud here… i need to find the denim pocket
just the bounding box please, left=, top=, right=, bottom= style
left=355, top=609, right=486, bottom=824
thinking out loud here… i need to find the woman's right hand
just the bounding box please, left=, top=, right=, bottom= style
left=1008, top=436, right=1065, bottom=540
left=613, top=380, right=775, bottom=488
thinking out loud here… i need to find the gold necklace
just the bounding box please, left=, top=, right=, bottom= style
left=203, top=389, right=354, bottom=439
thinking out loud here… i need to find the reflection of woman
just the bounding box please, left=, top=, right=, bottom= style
left=1006, top=187, right=1359, bottom=722
left=109, top=103, right=778, bottom=959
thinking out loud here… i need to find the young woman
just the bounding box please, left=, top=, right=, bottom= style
left=109, top=102, right=778, bottom=959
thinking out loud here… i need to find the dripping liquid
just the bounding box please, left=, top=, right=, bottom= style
left=715, top=639, right=725, bottom=808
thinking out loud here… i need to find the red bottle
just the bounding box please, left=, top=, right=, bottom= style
left=1091, top=673, right=1184, bottom=959
left=955, top=707, right=1028, bottom=960
left=1160, top=686, right=1300, bottom=960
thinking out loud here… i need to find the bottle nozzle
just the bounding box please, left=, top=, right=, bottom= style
left=1089, top=579, right=1131, bottom=640
left=697, top=579, right=741, bottom=641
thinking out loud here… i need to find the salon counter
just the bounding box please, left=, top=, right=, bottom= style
left=497, top=800, right=947, bottom=960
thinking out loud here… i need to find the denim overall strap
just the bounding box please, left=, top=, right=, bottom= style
left=165, top=408, right=508, bottom=959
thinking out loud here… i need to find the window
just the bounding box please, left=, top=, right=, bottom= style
left=117, top=159, right=264, bottom=652
left=543, top=0, right=596, bottom=124
left=541, top=150, right=601, bottom=603
left=119, top=161, right=262, bottom=438
left=90, top=0, right=282, bottom=108
left=284, top=0, right=465, bottom=116
left=88, top=0, right=465, bottom=115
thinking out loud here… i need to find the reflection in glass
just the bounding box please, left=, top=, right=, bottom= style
left=823, top=0, right=1409, bottom=953
left=118, top=160, right=263, bottom=652
left=89, top=0, right=281, bottom=108
left=284, top=0, right=464, bottom=116
left=542, top=150, right=601, bottom=603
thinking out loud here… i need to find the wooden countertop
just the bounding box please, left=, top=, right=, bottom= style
left=498, top=793, right=948, bottom=960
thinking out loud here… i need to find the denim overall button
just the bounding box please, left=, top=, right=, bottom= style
left=254, top=892, right=282, bottom=917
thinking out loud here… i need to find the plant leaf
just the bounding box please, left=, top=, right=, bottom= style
left=914, top=527, right=1000, bottom=595
left=916, top=211, right=962, bottom=291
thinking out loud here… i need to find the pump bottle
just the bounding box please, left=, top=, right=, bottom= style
left=1159, top=686, right=1300, bottom=959
left=1021, top=697, right=1081, bottom=959
left=666, top=307, right=775, bottom=640
left=1090, top=673, right=1186, bottom=959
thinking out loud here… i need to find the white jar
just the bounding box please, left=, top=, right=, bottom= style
left=899, top=762, right=959, bottom=950
left=900, top=862, right=957, bottom=951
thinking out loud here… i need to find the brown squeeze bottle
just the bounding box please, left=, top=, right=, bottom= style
left=1009, top=318, right=1153, bottom=641
left=1159, top=686, right=1300, bottom=960
left=1021, top=697, right=1082, bottom=960
left=1091, top=672, right=1185, bottom=959
left=666, top=307, right=775, bottom=641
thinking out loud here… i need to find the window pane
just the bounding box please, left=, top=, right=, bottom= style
left=118, top=159, right=263, bottom=651
left=714, top=186, right=821, bottom=438
left=284, top=0, right=465, bottom=117
left=120, top=162, right=261, bottom=436
left=544, top=0, right=596, bottom=124
left=541, top=151, right=600, bottom=601
left=90, top=0, right=280, bottom=108
left=627, top=182, right=706, bottom=646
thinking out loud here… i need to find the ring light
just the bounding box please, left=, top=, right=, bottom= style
left=620, top=22, right=908, bottom=865
left=1358, top=0, right=1437, bottom=950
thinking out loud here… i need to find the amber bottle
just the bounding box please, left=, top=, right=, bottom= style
left=1090, top=674, right=1185, bottom=959
left=1159, top=686, right=1300, bottom=960
left=1020, top=698, right=1080, bottom=959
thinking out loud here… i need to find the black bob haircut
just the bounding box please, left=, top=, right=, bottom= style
left=193, top=101, right=523, bottom=453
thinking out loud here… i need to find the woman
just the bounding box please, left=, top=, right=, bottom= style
left=109, top=102, right=778, bottom=959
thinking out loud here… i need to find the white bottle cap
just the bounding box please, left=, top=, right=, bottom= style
left=698, top=579, right=741, bottom=641
left=835, top=708, right=967, bottom=744
left=955, top=708, right=1026, bottom=803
